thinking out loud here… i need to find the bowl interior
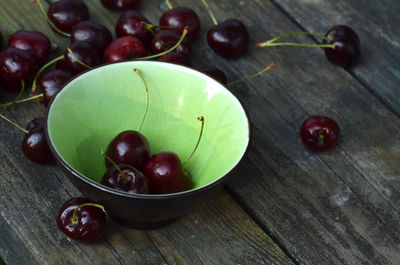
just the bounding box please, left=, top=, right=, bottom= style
left=46, top=61, right=249, bottom=194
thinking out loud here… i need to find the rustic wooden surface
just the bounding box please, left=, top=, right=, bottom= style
left=0, top=0, right=399, bottom=264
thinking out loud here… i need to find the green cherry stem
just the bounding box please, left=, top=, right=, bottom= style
left=66, top=47, right=91, bottom=68
left=0, top=113, right=28, bottom=133
left=165, top=0, right=173, bottom=9
left=133, top=68, right=149, bottom=132
left=182, top=116, right=204, bottom=166
left=102, top=152, right=129, bottom=184
left=31, top=0, right=71, bottom=37
left=228, top=62, right=276, bottom=86
left=71, top=203, right=105, bottom=224
left=136, top=27, right=188, bottom=60
left=31, top=54, right=64, bottom=94
left=317, top=128, right=326, bottom=141
left=200, top=0, right=218, bottom=26
left=256, top=31, right=335, bottom=49
left=0, top=81, right=25, bottom=108
left=0, top=12, right=16, bottom=33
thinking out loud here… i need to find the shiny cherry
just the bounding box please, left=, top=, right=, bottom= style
left=8, top=30, right=51, bottom=66
left=100, top=0, right=140, bottom=11
left=159, top=7, right=200, bottom=39
left=70, top=21, right=113, bottom=53
left=64, top=41, right=100, bottom=74
left=22, top=118, right=54, bottom=164
left=0, top=47, right=38, bottom=82
left=103, top=36, right=146, bottom=63
left=47, top=0, right=90, bottom=34
left=143, top=151, right=192, bottom=194
left=115, top=11, right=153, bottom=45
left=323, top=25, right=360, bottom=68
left=151, top=30, right=191, bottom=56
left=158, top=52, right=192, bottom=67
left=198, top=66, right=227, bottom=85
left=101, top=164, right=149, bottom=194
left=300, top=115, right=340, bottom=151
left=207, top=19, right=249, bottom=58
left=56, top=197, right=106, bottom=244
left=38, top=70, right=74, bottom=107
left=105, top=130, right=150, bottom=171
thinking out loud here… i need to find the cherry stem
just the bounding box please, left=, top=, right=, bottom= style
left=256, top=31, right=335, bottom=49
left=133, top=69, right=149, bottom=132
left=137, top=27, right=188, bottom=60
left=0, top=80, right=25, bottom=108
left=102, top=152, right=128, bottom=184
left=66, top=47, right=91, bottom=68
left=228, top=62, right=276, bottom=86
left=31, top=0, right=71, bottom=37
left=31, top=54, right=64, bottom=94
left=0, top=12, right=16, bottom=33
left=14, top=93, right=44, bottom=104
left=0, top=113, right=28, bottom=134
left=71, top=203, right=105, bottom=224
left=183, top=116, right=204, bottom=165
left=200, top=0, right=218, bottom=26
left=165, top=0, right=173, bottom=9
left=317, top=128, right=326, bottom=141
left=141, top=22, right=175, bottom=51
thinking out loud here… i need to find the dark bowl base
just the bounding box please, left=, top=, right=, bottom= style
left=111, top=215, right=179, bottom=230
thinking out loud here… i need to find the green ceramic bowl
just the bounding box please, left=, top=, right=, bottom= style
left=45, top=61, right=250, bottom=229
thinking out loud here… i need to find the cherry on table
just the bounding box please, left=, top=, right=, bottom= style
left=47, top=0, right=90, bottom=34
left=0, top=47, right=38, bottom=82
left=63, top=41, right=100, bottom=74
left=115, top=10, right=153, bottom=45
left=300, top=115, right=340, bottom=151
left=70, top=21, right=113, bottom=53
left=159, top=7, right=200, bottom=39
left=8, top=30, right=51, bottom=66
left=103, top=36, right=146, bottom=63
left=100, top=0, right=140, bottom=11
left=38, top=69, right=74, bottom=107
left=56, top=197, right=106, bottom=244
left=323, top=25, right=360, bottom=68
left=22, top=118, right=54, bottom=164
left=151, top=30, right=191, bottom=56
left=158, top=52, right=192, bottom=67
left=101, top=163, right=149, bottom=194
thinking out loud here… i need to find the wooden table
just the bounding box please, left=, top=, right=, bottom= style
left=1, top=0, right=399, bottom=264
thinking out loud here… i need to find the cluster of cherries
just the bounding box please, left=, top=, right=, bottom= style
left=0, top=0, right=360, bottom=244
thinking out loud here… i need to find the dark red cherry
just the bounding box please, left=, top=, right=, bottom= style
left=47, top=0, right=90, bottom=34
left=70, top=21, right=113, bottom=53
left=143, top=151, right=192, bottom=194
left=64, top=41, right=100, bottom=74
left=38, top=70, right=74, bottom=107
left=56, top=197, right=106, bottom=244
left=300, top=115, right=340, bottom=151
left=100, top=0, right=140, bottom=11
left=159, top=7, right=200, bottom=39
left=103, top=36, right=146, bottom=63
left=101, top=164, right=149, bottom=194
left=198, top=66, right=227, bottom=85
left=151, top=30, right=191, bottom=56
left=22, top=118, right=54, bottom=164
left=8, top=30, right=51, bottom=66
left=105, top=130, right=150, bottom=171
left=207, top=19, right=249, bottom=58
left=323, top=25, right=360, bottom=68
left=158, top=52, right=192, bottom=67
left=115, top=11, right=153, bottom=45
left=0, top=47, right=38, bottom=81
left=0, top=74, right=23, bottom=93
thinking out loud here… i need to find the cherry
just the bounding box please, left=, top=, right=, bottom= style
left=47, top=0, right=90, bottom=34
left=0, top=47, right=38, bottom=81
left=56, top=197, right=106, bottom=244
left=323, top=25, right=360, bottom=68
left=101, top=163, right=149, bottom=194
left=198, top=66, right=227, bottom=85
left=103, top=36, right=146, bottom=63
left=70, top=21, right=113, bottom=53
left=100, top=0, right=140, bottom=11
left=158, top=51, right=192, bottom=67
left=159, top=7, right=200, bottom=39
left=22, top=118, right=54, bottom=164
left=300, top=115, right=340, bottom=151
left=0, top=74, right=23, bottom=93
left=115, top=11, right=153, bottom=45
left=8, top=30, right=51, bottom=66
left=151, top=30, right=191, bottom=56
left=63, top=41, right=100, bottom=74
left=38, top=69, right=74, bottom=107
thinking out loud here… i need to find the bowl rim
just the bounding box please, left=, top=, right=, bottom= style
left=44, top=60, right=252, bottom=199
